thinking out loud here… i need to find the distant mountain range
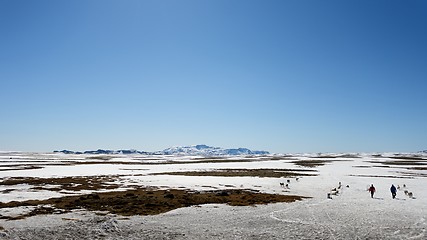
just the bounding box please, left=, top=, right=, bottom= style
left=54, top=145, right=269, bottom=156
left=53, top=149, right=149, bottom=155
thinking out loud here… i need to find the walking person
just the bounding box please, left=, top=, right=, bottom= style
left=368, top=184, right=376, bottom=198
left=390, top=184, right=397, bottom=199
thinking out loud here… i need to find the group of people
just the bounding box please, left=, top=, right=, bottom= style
left=368, top=184, right=398, bottom=199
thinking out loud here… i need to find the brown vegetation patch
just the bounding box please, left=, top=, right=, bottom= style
left=291, top=160, right=336, bottom=168
left=86, top=156, right=115, bottom=161
left=193, top=156, right=227, bottom=160
left=0, top=189, right=307, bottom=219
left=175, top=159, right=256, bottom=164
left=0, top=176, right=121, bottom=191
left=339, top=154, right=361, bottom=158
left=1, top=189, right=16, bottom=194
left=389, top=156, right=427, bottom=161
left=407, top=167, right=427, bottom=171
left=353, top=165, right=372, bottom=168
left=311, top=154, right=359, bottom=159
left=160, top=157, right=291, bottom=164
left=373, top=165, right=392, bottom=168
left=349, top=174, right=414, bottom=179
left=152, top=169, right=317, bottom=178
left=0, top=165, right=44, bottom=171
left=368, top=160, right=427, bottom=166
left=394, top=172, right=427, bottom=178
left=267, top=156, right=298, bottom=161
left=311, top=155, right=338, bottom=159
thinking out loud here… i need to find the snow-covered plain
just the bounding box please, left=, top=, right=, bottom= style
left=0, top=152, right=426, bottom=239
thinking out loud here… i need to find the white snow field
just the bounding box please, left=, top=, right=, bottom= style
left=0, top=152, right=426, bottom=239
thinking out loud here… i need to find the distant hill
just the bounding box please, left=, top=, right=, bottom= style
left=54, top=145, right=269, bottom=156
left=54, top=149, right=149, bottom=155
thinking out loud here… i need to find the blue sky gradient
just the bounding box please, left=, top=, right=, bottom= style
left=1, top=0, right=426, bottom=153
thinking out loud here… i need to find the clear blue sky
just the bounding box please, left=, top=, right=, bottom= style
left=1, top=0, right=426, bottom=153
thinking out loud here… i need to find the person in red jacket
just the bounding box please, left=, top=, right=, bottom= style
left=368, top=184, right=376, bottom=198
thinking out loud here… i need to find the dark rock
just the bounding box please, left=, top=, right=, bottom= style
left=87, top=193, right=100, bottom=200
left=164, top=193, right=175, bottom=199
left=217, top=191, right=229, bottom=196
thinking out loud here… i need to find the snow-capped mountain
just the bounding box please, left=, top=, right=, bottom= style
left=158, top=145, right=269, bottom=156
left=54, top=145, right=269, bottom=156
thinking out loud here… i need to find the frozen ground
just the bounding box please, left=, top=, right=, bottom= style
left=1, top=152, right=426, bottom=239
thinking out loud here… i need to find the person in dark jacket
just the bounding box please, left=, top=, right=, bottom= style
left=368, top=184, right=376, bottom=198
left=390, top=184, right=397, bottom=199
